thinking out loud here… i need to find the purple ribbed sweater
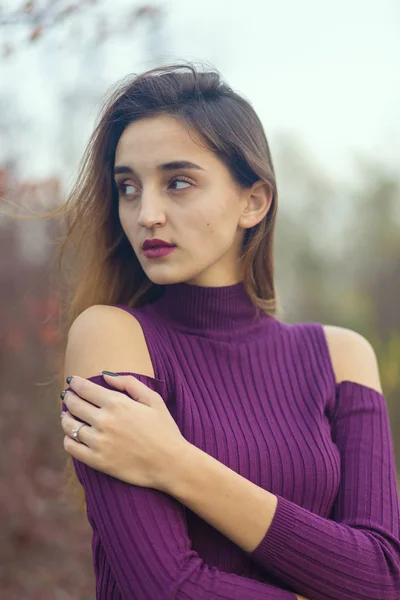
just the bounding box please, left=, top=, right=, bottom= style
left=64, top=282, right=400, bottom=600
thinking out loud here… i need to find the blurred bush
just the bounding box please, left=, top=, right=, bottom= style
left=0, top=207, right=95, bottom=599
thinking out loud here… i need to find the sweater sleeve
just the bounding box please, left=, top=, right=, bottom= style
left=64, top=373, right=297, bottom=600
left=248, top=381, right=400, bottom=600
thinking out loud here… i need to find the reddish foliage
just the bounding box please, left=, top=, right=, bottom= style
left=0, top=190, right=95, bottom=597
left=39, top=323, right=60, bottom=346
left=5, top=329, right=27, bottom=352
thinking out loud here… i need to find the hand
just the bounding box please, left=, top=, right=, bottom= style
left=61, top=373, right=188, bottom=492
left=295, top=596, right=309, bottom=600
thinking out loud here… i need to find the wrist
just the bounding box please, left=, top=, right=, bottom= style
left=161, top=440, right=201, bottom=497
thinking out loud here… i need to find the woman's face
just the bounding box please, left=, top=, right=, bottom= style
left=114, top=114, right=270, bottom=287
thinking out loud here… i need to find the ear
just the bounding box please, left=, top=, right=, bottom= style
left=238, top=180, right=273, bottom=230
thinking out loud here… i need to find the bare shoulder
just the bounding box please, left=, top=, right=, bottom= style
left=64, top=304, right=155, bottom=381
left=322, top=324, right=383, bottom=393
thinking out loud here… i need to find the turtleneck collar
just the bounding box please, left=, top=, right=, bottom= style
left=146, top=280, right=273, bottom=336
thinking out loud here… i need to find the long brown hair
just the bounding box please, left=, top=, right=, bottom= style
left=3, top=61, right=281, bottom=508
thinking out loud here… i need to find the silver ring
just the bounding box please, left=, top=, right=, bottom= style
left=60, top=410, right=66, bottom=420
left=71, top=423, right=86, bottom=443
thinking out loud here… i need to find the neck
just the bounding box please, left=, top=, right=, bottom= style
left=146, top=280, right=273, bottom=338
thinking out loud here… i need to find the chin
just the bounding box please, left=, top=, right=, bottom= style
left=144, top=269, right=189, bottom=287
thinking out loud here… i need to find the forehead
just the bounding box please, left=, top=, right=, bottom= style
left=115, top=114, right=210, bottom=164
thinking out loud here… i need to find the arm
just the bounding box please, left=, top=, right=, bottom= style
left=67, top=374, right=300, bottom=600
left=62, top=307, right=302, bottom=600
left=163, top=328, right=400, bottom=600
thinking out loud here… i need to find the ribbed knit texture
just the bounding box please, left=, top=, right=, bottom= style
left=63, top=281, right=400, bottom=599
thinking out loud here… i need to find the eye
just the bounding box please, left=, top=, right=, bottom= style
left=117, top=181, right=138, bottom=197
left=116, top=176, right=193, bottom=200
left=168, top=176, right=193, bottom=191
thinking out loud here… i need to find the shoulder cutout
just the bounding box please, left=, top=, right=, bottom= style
left=322, top=324, right=383, bottom=393
left=64, top=304, right=155, bottom=381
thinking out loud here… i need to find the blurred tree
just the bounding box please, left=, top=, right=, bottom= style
left=0, top=205, right=95, bottom=597
left=344, top=160, right=400, bottom=339
left=274, top=134, right=343, bottom=323
left=0, top=1, right=168, bottom=181
left=0, top=1, right=165, bottom=58
left=344, top=161, right=400, bottom=465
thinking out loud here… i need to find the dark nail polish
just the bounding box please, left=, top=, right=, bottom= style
left=66, top=376, right=73, bottom=384
left=102, top=370, right=118, bottom=377
left=60, top=391, right=66, bottom=400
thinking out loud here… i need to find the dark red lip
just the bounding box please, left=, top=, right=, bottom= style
left=142, top=238, right=176, bottom=250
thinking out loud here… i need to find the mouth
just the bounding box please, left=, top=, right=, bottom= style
left=142, top=245, right=177, bottom=259
left=142, top=238, right=176, bottom=250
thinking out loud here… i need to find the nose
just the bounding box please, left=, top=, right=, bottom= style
left=137, top=190, right=167, bottom=229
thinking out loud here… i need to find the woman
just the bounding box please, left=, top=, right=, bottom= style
left=59, top=63, right=400, bottom=599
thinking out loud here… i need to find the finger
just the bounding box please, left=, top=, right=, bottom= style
left=66, top=375, right=116, bottom=408
left=61, top=411, right=94, bottom=447
left=63, top=434, right=98, bottom=468
left=64, top=391, right=101, bottom=426
left=102, top=373, right=159, bottom=405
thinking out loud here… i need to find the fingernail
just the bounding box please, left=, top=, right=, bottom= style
left=66, top=376, right=73, bottom=384
left=60, top=391, right=67, bottom=400
left=102, top=370, right=118, bottom=377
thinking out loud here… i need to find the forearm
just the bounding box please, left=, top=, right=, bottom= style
left=75, top=449, right=300, bottom=600
left=166, top=440, right=400, bottom=600
left=166, top=445, right=308, bottom=600
left=166, top=442, right=278, bottom=553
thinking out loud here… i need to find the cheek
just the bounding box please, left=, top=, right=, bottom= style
left=190, top=203, right=226, bottom=234
left=191, top=219, right=216, bottom=240
left=118, top=205, right=127, bottom=231
left=181, top=207, right=216, bottom=237
left=199, top=220, right=235, bottom=253
left=190, top=208, right=234, bottom=244
left=201, top=206, right=234, bottom=238
left=119, top=206, right=138, bottom=241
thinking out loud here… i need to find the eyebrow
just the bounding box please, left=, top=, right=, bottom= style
left=113, top=161, right=205, bottom=178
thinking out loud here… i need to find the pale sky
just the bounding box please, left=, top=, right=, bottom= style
left=1, top=0, right=399, bottom=186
